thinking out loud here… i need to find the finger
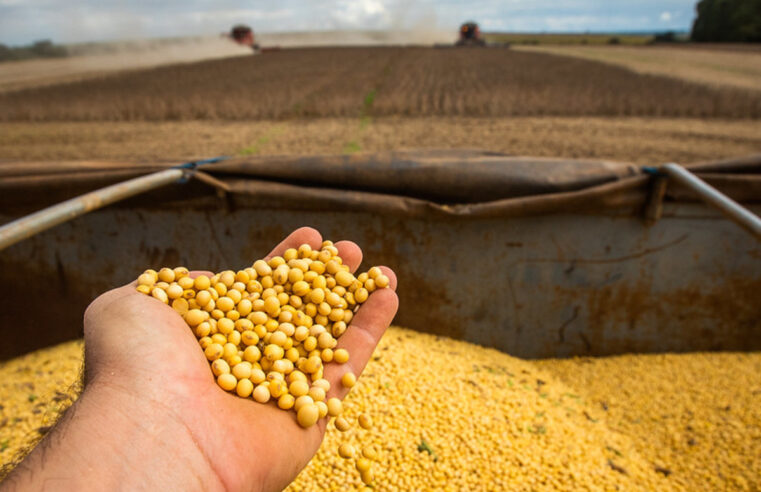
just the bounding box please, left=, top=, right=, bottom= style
left=190, top=270, right=215, bottom=278
left=89, top=281, right=152, bottom=319
left=84, top=282, right=140, bottom=326
left=334, top=240, right=362, bottom=273
left=324, top=287, right=399, bottom=400
left=265, top=226, right=322, bottom=259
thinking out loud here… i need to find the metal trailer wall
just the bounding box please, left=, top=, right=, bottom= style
left=1, top=188, right=759, bottom=361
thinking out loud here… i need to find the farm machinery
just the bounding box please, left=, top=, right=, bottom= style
left=227, top=25, right=281, bottom=53
left=228, top=24, right=260, bottom=52
left=455, top=21, right=486, bottom=47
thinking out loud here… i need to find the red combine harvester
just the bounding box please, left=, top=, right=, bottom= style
left=228, top=24, right=260, bottom=52
left=455, top=21, right=486, bottom=46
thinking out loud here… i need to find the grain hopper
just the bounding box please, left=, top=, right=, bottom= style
left=1, top=150, right=759, bottom=361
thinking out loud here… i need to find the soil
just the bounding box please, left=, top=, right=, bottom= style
left=2, top=117, right=759, bottom=166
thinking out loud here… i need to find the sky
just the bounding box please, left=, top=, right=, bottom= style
left=0, top=0, right=698, bottom=46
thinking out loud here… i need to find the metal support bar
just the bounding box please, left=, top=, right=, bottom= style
left=661, top=162, right=761, bottom=241
left=643, top=175, right=668, bottom=223
left=0, top=168, right=185, bottom=251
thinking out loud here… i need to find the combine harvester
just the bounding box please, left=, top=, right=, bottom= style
left=455, top=21, right=487, bottom=47
left=228, top=24, right=259, bottom=52
left=436, top=21, right=507, bottom=48
left=0, top=150, right=759, bottom=360
left=225, top=24, right=280, bottom=53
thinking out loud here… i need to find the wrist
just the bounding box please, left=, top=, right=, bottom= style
left=2, top=380, right=227, bottom=491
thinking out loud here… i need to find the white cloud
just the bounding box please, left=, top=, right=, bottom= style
left=331, top=0, right=391, bottom=28
left=543, top=15, right=598, bottom=31
left=0, top=0, right=699, bottom=45
left=540, top=14, right=648, bottom=32
left=481, top=18, right=506, bottom=29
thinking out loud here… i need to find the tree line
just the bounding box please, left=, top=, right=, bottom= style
left=0, top=40, right=67, bottom=62
left=691, top=0, right=761, bottom=42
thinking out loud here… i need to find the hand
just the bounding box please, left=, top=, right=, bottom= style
left=1, top=227, right=398, bottom=492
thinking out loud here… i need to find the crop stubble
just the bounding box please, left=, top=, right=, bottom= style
left=2, top=47, right=761, bottom=121
left=2, top=118, right=760, bottom=165
left=516, top=45, right=761, bottom=93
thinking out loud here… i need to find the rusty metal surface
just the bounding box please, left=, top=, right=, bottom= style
left=1, top=151, right=760, bottom=361
left=661, top=163, right=761, bottom=241
left=0, top=168, right=185, bottom=251
left=1, top=196, right=759, bottom=361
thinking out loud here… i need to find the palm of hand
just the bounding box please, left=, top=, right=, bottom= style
left=82, top=228, right=398, bottom=491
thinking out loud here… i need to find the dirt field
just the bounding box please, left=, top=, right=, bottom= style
left=0, top=33, right=455, bottom=94
left=0, top=45, right=759, bottom=167
left=2, top=47, right=761, bottom=121
left=0, top=37, right=253, bottom=94
left=2, top=117, right=760, bottom=165
left=516, top=45, right=761, bottom=92
left=484, top=32, right=654, bottom=45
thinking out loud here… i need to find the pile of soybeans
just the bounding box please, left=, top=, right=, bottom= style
left=1, top=240, right=760, bottom=491
left=2, top=331, right=759, bottom=490
left=135, top=242, right=388, bottom=430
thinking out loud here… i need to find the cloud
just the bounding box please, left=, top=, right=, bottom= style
left=0, top=0, right=698, bottom=45
left=331, top=0, right=391, bottom=29
left=481, top=18, right=506, bottom=29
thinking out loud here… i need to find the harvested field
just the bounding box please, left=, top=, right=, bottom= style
left=0, top=33, right=452, bottom=93
left=2, top=329, right=760, bottom=490
left=2, top=117, right=760, bottom=165
left=483, top=32, right=654, bottom=46
left=2, top=47, right=761, bottom=121
left=0, top=37, right=253, bottom=94
left=516, top=45, right=761, bottom=92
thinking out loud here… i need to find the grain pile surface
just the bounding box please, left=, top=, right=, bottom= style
left=286, top=328, right=665, bottom=491
left=536, top=353, right=761, bottom=491
left=0, top=340, right=83, bottom=474
left=1, top=329, right=759, bottom=491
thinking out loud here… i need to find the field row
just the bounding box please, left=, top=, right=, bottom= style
left=516, top=45, right=761, bottom=92
left=2, top=47, right=760, bottom=121
left=2, top=118, right=760, bottom=165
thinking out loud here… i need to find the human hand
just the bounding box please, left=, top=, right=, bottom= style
left=2, top=227, right=398, bottom=492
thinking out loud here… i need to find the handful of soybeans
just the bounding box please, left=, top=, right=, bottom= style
left=135, top=240, right=389, bottom=485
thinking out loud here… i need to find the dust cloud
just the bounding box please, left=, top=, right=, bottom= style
left=0, top=36, right=251, bottom=92
left=257, top=30, right=453, bottom=47
left=0, top=31, right=455, bottom=93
